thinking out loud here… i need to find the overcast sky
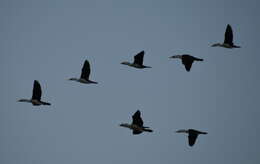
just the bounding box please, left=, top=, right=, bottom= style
left=1, top=0, right=260, bottom=164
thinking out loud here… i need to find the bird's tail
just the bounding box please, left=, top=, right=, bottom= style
left=89, top=80, right=98, bottom=84
left=194, top=58, right=203, bottom=61
left=199, top=131, right=208, bottom=135
left=41, top=101, right=51, bottom=105
left=143, top=128, right=153, bottom=132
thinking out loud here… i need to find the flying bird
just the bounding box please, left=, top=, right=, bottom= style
left=120, top=110, right=153, bottom=135
left=169, top=54, right=203, bottom=71
left=176, top=129, right=207, bottom=147
left=69, top=60, right=98, bottom=84
left=211, top=24, right=240, bottom=48
left=121, top=51, right=152, bottom=69
left=18, top=80, right=51, bottom=106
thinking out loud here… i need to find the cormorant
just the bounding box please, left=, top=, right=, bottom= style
left=18, top=80, right=51, bottom=106
left=169, top=54, right=203, bottom=71
left=120, top=110, right=153, bottom=135
left=176, top=129, right=207, bottom=146
left=211, top=24, right=240, bottom=48
left=121, top=51, right=152, bottom=69
left=69, top=60, right=98, bottom=84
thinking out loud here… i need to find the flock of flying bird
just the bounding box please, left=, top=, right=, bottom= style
left=18, top=24, right=240, bottom=147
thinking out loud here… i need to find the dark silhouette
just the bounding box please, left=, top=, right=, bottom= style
left=18, top=80, right=51, bottom=106
left=120, top=110, right=153, bottom=135
left=121, top=51, right=152, bottom=69
left=169, top=54, right=203, bottom=71
left=176, top=129, right=207, bottom=146
left=69, top=60, right=98, bottom=84
left=212, top=24, right=240, bottom=48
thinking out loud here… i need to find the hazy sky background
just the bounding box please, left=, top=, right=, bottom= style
left=1, top=0, right=259, bottom=164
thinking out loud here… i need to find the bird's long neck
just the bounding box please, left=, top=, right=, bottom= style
left=211, top=43, right=222, bottom=47
left=170, top=55, right=182, bottom=59
left=69, top=78, right=79, bottom=81
left=18, top=99, right=31, bottom=103
left=176, top=129, right=188, bottom=133
left=120, top=123, right=132, bottom=129
left=121, top=62, right=132, bottom=66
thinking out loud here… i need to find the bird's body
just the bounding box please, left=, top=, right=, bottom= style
left=120, top=110, right=153, bottom=135
left=120, top=123, right=153, bottom=134
left=176, top=129, right=207, bottom=146
left=170, top=54, right=203, bottom=71
left=69, top=78, right=97, bottom=84
left=121, top=51, right=151, bottom=69
left=69, top=60, right=98, bottom=84
left=18, top=80, right=51, bottom=106
left=212, top=24, right=240, bottom=48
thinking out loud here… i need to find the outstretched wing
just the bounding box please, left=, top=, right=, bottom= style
left=133, top=51, right=145, bottom=66
left=32, top=80, right=42, bottom=101
left=80, top=60, right=91, bottom=80
left=188, top=133, right=198, bottom=146
left=132, top=110, right=143, bottom=127
left=224, top=24, right=233, bottom=45
left=183, top=60, right=193, bottom=72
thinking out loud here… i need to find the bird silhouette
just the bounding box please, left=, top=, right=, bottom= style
left=69, top=60, right=98, bottom=84
left=120, top=110, right=153, bottom=135
left=18, top=80, right=51, bottom=106
left=170, top=54, right=203, bottom=71
left=212, top=24, right=240, bottom=48
left=121, top=51, right=152, bottom=69
left=176, top=129, right=207, bottom=146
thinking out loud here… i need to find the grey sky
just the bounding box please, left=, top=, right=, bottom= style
left=0, top=0, right=259, bottom=164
